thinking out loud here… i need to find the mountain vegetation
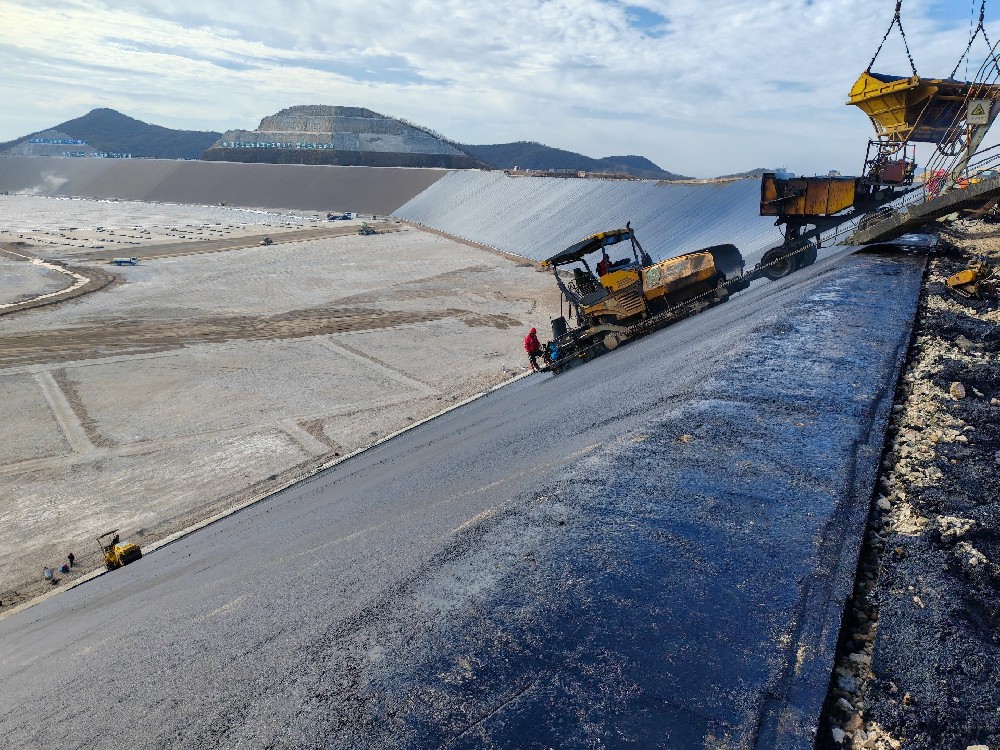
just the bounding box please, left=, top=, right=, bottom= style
left=714, top=167, right=775, bottom=179
left=0, top=109, right=220, bottom=159
left=459, top=141, right=689, bottom=180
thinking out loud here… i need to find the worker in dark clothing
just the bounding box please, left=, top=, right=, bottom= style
left=596, top=249, right=611, bottom=276
left=67, top=552, right=75, bottom=567
left=111, top=534, right=120, bottom=545
left=524, top=327, right=544, bottom=372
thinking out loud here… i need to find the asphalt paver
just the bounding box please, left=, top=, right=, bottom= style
left=0, top=249, right=925, bottom=749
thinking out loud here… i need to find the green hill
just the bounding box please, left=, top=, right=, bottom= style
left=459, top=141, right=689, bottom=180
left=0, top=109, right=220, bottom=159
left=715, top=167, right=775, bottom=179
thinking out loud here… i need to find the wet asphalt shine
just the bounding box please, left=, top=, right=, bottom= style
left=0, top=248, right=925, bottom=749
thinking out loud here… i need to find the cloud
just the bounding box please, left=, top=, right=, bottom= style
left=0, top=0, right=996, bottom=176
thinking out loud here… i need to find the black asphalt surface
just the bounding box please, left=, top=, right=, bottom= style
left=0, top=249, right=925, bottom=749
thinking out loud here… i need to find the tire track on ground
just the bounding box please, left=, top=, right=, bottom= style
left=0, top=306, right=495, bottom=368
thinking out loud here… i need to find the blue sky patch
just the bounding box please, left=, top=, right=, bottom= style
left=620, top=4, right=670, bottom=38
left=925, top=0, right=982, bottom=26
left=769, top=80, right=815, bottom=93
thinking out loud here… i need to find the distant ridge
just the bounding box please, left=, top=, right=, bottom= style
left=1, top=109, right=695, bottom=178
left=0, top=109, right=220, bottom=160
left=715, top=167, right=775, bottom=179
left=459, top=141, right=689, bottom=180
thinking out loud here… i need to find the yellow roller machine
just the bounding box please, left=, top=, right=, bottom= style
left=97, top=529, right=143, bottom=571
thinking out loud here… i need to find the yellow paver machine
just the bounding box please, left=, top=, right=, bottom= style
left=539, top=225, right=749, bottom=370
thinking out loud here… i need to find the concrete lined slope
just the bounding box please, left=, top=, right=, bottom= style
left=0, top=249, right=923, bottom=748
left=0, top=156, right=448, bottom=215
left=395, top=170, right=785, bottom=263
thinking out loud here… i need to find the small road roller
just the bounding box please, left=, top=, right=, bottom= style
left=97, top=529, right=143, bottom=571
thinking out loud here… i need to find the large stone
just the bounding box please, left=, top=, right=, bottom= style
left=204, top=105, right=483, bottom=169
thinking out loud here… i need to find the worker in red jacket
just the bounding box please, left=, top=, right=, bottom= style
left=596, top=249, right=611, bottom=276
left=524, top=327, right=543, bottom=372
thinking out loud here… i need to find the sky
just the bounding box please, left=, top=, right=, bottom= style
left=0, top=0, right=997, bottom=177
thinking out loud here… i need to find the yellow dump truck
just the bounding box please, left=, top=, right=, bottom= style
left=757, top=168, right=918, bottom=279
left=97, top=529, right=142, bottom=571
left=540, top=225, right=748, bottom=369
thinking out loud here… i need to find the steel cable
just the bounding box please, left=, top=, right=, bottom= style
left=868, top=0, right=919, bottom=76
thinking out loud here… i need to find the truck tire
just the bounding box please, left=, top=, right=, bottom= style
left=761, top=246, right=800, bottom=280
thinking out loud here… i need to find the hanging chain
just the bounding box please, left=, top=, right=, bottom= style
left=895, top=3, right=920, bottom=76
left=951, top=1, right=988, bottom=79
left=980, top=24, right=1000, bottom=78
left=868, top=1, right=918, bottom=76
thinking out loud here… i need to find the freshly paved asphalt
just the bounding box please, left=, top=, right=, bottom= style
left=0, top=248, right=925, bottom=749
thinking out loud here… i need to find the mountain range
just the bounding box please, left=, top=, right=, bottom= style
left=1, top=108, right=693, bottom=179
left=457, top=142, right=687, bottom=179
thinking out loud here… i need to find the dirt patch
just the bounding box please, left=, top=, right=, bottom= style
left=0, top=248, right=120, bottom=318
left=457, top=312, right=522, bottom=329
left=299, top=418, right=338, bottom=452
left=0, top=306, right=481, bottom=368
left=817, top=221, right=1000, bottom=750
left=50, top=369, right=113, bottom=448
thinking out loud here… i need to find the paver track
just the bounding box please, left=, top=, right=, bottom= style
left=0, top=305, right=492, bottom=368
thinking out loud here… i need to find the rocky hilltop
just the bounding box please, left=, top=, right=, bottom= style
left=203, top=105, right=484, bottom=169
left=0, top=109, right=220, bottom=160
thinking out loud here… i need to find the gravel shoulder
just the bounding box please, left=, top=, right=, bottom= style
left=818, top=220, right=1000, bottom=750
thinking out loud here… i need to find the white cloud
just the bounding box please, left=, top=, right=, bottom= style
left=0, top=0, right=995, bottom=176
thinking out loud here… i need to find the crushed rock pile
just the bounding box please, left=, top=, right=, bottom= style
left=819, top=219, right=1000, bottom=750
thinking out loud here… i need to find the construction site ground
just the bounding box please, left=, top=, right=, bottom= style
left=4, top=191, right=997, bottom=746
left=819, top=219, right=1000, bottom=750
left=0, top=243, right=928, bottom=748
left=0, top=194, right=557, bottom=610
